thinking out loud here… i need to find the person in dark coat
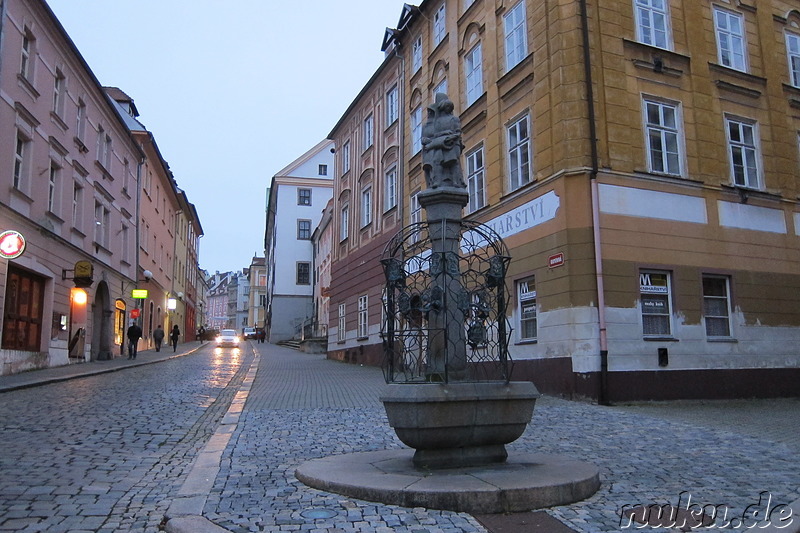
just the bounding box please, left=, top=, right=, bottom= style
left=127, top=321, right=142, bottom=359
left=152, top=325, right=165, bottom=352
left=170, top=325, right=180, bottom=352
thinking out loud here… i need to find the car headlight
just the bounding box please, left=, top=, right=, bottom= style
left=234, top=336, right=240, bottom=343
left=215, top=336, right=222, bottom=343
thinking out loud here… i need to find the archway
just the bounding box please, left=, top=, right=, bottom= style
left=91, top=281, right=114, bottom=360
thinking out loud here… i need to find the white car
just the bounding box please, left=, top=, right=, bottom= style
left=243, top=327, right=257, bottom=340
left=215, top=329, right=240, bottom=347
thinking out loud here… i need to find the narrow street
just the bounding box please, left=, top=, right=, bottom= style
left=0, top=345, right=253, bottom=532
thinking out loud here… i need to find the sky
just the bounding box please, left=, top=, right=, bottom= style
left=45, top=0, right=404, bottom=274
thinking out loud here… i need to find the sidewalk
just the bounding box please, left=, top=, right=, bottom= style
left=0, top=341, right=204, bottom=393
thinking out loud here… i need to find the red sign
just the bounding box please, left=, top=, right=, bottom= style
left=130, top=308, right=141, bottom=319
left=548, top=252, right=565, bottom=268
left=0, top=230, right=26, bottom=259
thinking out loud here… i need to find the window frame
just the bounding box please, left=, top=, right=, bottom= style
left=640, top=271, right=673, bottom=338
left=507, top=114, right=531, bottom=191
left=466, top=145, right=486, bottom=213
left=363, top=114, right=374, bottom=151
left=412, top=36, right=423, bottom=73
left=387, top=85, right=399, bottom=125
left=338, top=303, right=346, bottom=342
left=361, top=186, right=373, bottom=228
left=53, top=69, right=67, bottom=118
left=702, top=275, right=733, bottom=339
left=340, top=204, right=349, bottom=242
left=20, top=28, right=35, bottom=80
left=296, top=262, right=311, bottom=285
left=634, top=0, right=671, bottom=50
left=786, top=32, right=800, bottom=88
left=297, top=219, right=312, bottom=240
left=411, top=106, right=423, bottom=154
left=725, top=116, right=761, bottom=189
left=465, top=42, right=483, bottom=106
left=342, top=140, right=351, bottom=175
left=298, top=188, right=312, bottom=206
left=358, top=294, right=369, bottom=338
left=643, top=98, right=683, bottom=176
left=516, top=277, right=537, bottom=342
left=713, top=7, right=747, bottom=72
left=384, top=166, right=398, bottom=211
left=433, top=3, right=446, bottom=47
left=47, top=160, right=60, bottom=214
left=13, top=131, right=31, bottom=192
left=504, top=1, right=528, bottom=72
left=318, top=164, right=328, bottom=176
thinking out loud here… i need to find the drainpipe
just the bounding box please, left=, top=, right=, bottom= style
left=579, top=0, right=609, bottom=405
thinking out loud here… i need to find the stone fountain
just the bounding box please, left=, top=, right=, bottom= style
left=296, top=94, right=599, bottom=513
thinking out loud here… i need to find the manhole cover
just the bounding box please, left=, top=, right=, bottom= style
left=301, top=509, right=338, bottom=519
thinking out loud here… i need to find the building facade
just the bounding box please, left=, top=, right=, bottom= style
left=327, top=52, right=403, bottom=364
left=326, top=0, right=800, bottom=400
left=264, top=140, right=334, bottom=343
left=0, top=0, right=144, bottom=371
left=247, top=256, right=267, bottom=331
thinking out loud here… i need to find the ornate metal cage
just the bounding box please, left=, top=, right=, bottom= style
left=381, top=219, right=513, bottom=384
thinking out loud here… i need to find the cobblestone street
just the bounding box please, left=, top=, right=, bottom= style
left=0, top=342, right=798, bottom=532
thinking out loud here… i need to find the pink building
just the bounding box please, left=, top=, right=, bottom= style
left=0, top=0, right=142, bottom=370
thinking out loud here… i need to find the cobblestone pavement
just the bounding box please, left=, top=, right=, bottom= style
left=0, top=345, right=253, bottom=532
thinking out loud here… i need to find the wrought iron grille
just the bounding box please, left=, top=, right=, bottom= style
left=381, top=219, right=513, bottom=384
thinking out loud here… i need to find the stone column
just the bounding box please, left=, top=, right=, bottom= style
left=418, top=187, right=469, bottom=381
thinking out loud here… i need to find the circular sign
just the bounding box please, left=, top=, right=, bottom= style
left=130, top=308, right=141, bottom=319
left=0, top=230, right=26, bottom=259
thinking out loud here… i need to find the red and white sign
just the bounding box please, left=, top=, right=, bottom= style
left=130, top=308, right=141, bottom=319
left=548, top=252, right=565, bottom=268
left=0, top=230, right=26, bottom=259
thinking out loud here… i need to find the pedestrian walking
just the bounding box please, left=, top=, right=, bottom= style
left=127, top=321, right=142, bottom=359
left=153, top=325, right=165, bottom=352
left=258, top=329, right=266, bottom=343
left=170, top=325, right=180, bottom=352
left=198, top=325, right=205, bottom=343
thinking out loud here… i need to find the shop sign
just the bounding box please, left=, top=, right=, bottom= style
left=0, top=230, right=26, bottom=259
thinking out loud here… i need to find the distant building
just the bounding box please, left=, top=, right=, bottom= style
left=247, top=256, right=267, bottom=331
left=264, top=140, right=334, bottom=343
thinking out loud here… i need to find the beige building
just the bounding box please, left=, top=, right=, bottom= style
left=327, top=0, right=800, bottom=400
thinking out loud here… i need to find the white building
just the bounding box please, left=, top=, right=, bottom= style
left=264, top=140, right=334, bottom=343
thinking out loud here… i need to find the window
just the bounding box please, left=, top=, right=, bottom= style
left=2, top=266, right=45, bottom=352
left=338, top=303, right=346, bottom=342
left=726, top=117, right=760, bottom=189
left=465, top=43, right=483, bottom=106
left=358, top=295, right=369, bottom=338
left=703, top=276, right=731, bottom=338
left=318, top=164, right=328, bottom=176
left=644, top=99, right=682, bottom=176
left=48, top=161, right=60, bottom=214
left=411, top=192, right=422, bottom=243
left=640, top=271, right=672, bottom=337
left=466, top=147, right=486, bottom=213
left=507, top=115, right=531, bottom=190
left=517, top=277, right=537, bottom=341
left=635, top=0, right=670, bottom=49
left=297, top=219, right=312, bottom=240
left=13, top=132, right=30, bottom=191
left=385, top=166, right=398, bottom=211
left=97, top=127, right=112, bottom=170
left=714, top=7, right=746, bottom=72
left=340, top=205, right=349, bottom=241
left=787, top=33, right=800, bottom=88
left=72, top=181, right=83, bottom=228
left=53, top=69, right=66, bottom=117
left=412, top=36, right=423, bottom=73
left=387, top=85, right=399, bottom=125
left=342, top=141, right=351, bottom=174
left=94, top=201, right=110, bottom=248
left=361, top=187, right=373, bottom=227
left=433, top=4, right=446, bottom=47
left=121, top=224, right=130, bottom=263
left=298, top=188, right=312, bottom=206
left=363, top=114, right=374, bottom=150
left=296, top=262, right=311, bottom=285
left=434, top=79, right=447, bottom=98
left=504, top=1, right=527, bottom=71
left=411, top=106, right=423, bottom=154
left=76, top=99, right=87, bottom=142
left=20, top=28, right=34, bottom=80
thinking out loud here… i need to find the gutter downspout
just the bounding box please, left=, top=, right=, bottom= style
left=579, top=0, right=609, bottom=405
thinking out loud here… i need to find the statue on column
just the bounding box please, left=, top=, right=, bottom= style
left=422, top=93, right=466, bottom=190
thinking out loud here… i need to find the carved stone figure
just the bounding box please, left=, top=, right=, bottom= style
left=422, top=93, right=466, bottom=190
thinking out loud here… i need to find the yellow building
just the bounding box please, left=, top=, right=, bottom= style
left=327, top=0, right=800, bottom=400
